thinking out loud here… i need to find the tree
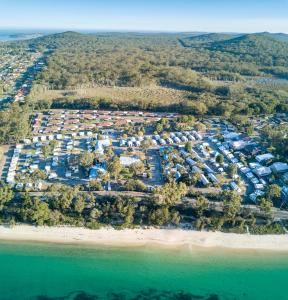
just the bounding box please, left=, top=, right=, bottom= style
left=108, top=157, right=122, bottom=180
left=170, top=210, right=181, bottom=225
left=90, top=208, right=102, bottom=220
left=259, top=198, right=273, bottom=216
left=51, top=187, right=77, bottom=211
left=0, top=185, right=13, bottom=210
left=129, top=161, right=145, bottom=176
left=195, top=195, right=209, bottom=217
left=266, top=184, right=282, bottom=201
left=190, top=172, right=201, bottom=186
left=149, top=206, right=170, bottom=226
left=31, top=169, right=47, bottom=180
left=123, top=204, right=135, bottom=227
left=104, top=147, right=114, bottom=160
left=216, top=154, right=224, bottom=165
left=79, top=152, right=94, bottom=170
left=154, top=181, right=187, bottom=206
left=222, top=190, right=241, bottom=220
left=42, top=144, right=52, bottom=158
left=195, top=122, right=206, bottom=132
left=74, top=196, right=85, bottom=214
left=211, top=217, right=225, bottom=231
left=19, top=195, right=51, bottom=226
left=227, top=164, right=237, bottom=178
left=185, top=141, right=193, bottom=153
left=123, top=179, right=147, bottom=192
left=195, top=216, right=207, bottom=231
left=142, top=139, right=152, bottom=153
left=31, top=199, right=51, bottom=226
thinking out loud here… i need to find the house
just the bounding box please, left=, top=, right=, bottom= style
left=192, top=166, right=202, bottom=173
left=270, top=162, right=288, bottom=174
left=119, top=140, right=126, bottom=147
left=223, top=132, right=240, bottom=141
left=230, top=181, right=241, bottom=192
left=186, top=157, right=196, bottom=166
left=173, top=137, right=181, bottom=144
left=95, top=139, right=110, bottom=154
left=250, top=190, right=265, bottom=202
left=230, top=140, right=247, bottom=150
left=255, top=153, right=274, bottom=164
left=249, top=162, right=261, bottom=169
left=48, top=172, right=57, bottom=179
left=282, top=186, right=288, bottom=201
left=187, top=134, right=195, bottom=141
left=208, top=173, right=218, bottom=184
left=200, top=174, right=209, bottom=186
left=127, top=140, right=133, bottom=147
left=192, top=131, right=203, bottom=140
left=175, top=171, right=181, bottom=180
left=89, top=165, right=107, bottom=180
left=282, top=172, right=288, bottom=183
left=203, top=164, right=215, bottom=174
left=167, top=137, right=174, bottom=144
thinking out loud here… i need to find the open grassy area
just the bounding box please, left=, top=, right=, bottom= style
left=35, top=86, right=190, bottom=106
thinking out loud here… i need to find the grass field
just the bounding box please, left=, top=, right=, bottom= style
left=36, top=86, right=191, bottom=106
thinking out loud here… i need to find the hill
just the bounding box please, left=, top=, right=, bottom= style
left=21, top=31, right=288, bottom=117
left=254, top=32, right=288, bottom=42
left=180, top=33, right=240, bottom=47
left=207, top=33, right=288, bottom=78
left=210, top=34, right=288, bottom=61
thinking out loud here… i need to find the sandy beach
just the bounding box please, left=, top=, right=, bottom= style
left=0, top=225, right=288, bottom=251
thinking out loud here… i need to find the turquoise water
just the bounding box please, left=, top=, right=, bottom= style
left=0, top=241, right=287, bottom=300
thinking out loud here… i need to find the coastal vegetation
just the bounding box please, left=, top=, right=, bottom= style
left=0, top=181, right=285, bottom=234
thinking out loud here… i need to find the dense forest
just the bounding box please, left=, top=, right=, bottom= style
left=23, top=31, right=288, bottom=116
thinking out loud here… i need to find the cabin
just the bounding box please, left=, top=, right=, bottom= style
left=270, top=162, right=288, bottom=174
left=200, top=174, right=209, bottom=186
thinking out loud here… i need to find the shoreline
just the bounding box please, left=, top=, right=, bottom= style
left=0, top=225, right=288, bottom=252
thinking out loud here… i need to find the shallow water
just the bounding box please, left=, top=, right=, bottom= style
left=0, top=241, right=287, bottom=300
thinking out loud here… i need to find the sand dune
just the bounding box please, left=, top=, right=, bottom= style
left=0, top=225, right=287, bottom=251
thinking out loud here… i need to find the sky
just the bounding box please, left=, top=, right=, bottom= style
left=0, top=0, right=288, bottom=33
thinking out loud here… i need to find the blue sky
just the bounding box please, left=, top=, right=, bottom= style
left=0, top=0, right=288, bottom=33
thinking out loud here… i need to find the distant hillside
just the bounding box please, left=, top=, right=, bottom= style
left=254, top=32, right=288, bottom=42
left=209, top=34, right=288, bottom=69
left=28, top=31, right=98, bottom=49
left=20, top=30, right=287, bottom=117
left=180, top=33, right=240, bottom=47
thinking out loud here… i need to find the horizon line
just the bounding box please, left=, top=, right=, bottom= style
left=0, top=27, right=287, bottom=35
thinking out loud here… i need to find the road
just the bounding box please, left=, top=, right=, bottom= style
left=144, top=148, right=163, bottom=186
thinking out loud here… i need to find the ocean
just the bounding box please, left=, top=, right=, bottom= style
left=0, top=241, right=287, bottom=300
left=0, top=29, right=56, bottom=42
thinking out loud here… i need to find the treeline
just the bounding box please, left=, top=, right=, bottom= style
left=0, top=182, right=285, bottom=234
left=260, top=124, right=288, bottom=161
left=0, top=104, right=31, bottom=144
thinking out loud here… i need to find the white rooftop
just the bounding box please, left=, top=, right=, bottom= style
left=255, top=153, right=274, bottom=163
left=271, top=162, right=288, bottom=173
left=120, top=156, right=141, bottom=167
